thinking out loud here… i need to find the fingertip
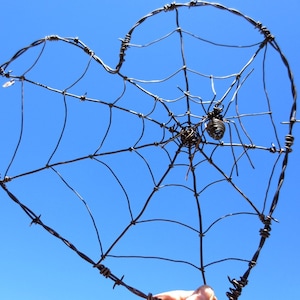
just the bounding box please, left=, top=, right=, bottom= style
left=191, top=285, right=217, bottom=300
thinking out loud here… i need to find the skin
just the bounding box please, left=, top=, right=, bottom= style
left=154, top=285, right=217, bottom=300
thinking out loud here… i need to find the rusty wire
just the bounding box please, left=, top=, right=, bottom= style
left=0, top=1, right=297, bottom=300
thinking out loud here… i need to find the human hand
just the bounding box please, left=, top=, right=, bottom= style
left=154, top=285, right=217, bottom=300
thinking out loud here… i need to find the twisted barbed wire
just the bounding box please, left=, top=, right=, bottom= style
left=0, top=1, right=297, bottom=299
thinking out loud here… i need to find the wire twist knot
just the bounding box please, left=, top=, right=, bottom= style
left=30, top=215, right=42, bottom=226
left=164, top=2, right=177, bottom=12
left=255, top=22, right=274, bottom=41
left=226, top=276, right=248, bottom=300
left=285, top=134, right=294, bottom=152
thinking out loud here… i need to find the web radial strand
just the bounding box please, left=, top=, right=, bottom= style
left=0, top=2, right=297, bottom=300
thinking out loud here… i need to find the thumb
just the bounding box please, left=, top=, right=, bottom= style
left=186, top=286, right=217, bottom=300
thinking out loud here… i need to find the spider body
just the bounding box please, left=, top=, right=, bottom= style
left=204, top=105, right=226, bottom=141
left=206, top=117, right=225, bottom=140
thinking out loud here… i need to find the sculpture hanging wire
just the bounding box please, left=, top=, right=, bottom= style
left=0, top=1, right=297, bottom=299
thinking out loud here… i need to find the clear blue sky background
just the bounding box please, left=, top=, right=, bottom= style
left=0, top=1, right=299, bottom=300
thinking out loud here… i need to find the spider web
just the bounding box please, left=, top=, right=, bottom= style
left=0, top=2, right=297, bottom=300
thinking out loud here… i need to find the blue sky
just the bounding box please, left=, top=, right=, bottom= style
left=0, top=1, right=299, bottom=300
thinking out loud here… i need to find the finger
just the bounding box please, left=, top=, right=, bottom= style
left=188, top=285, right=217, bottom=300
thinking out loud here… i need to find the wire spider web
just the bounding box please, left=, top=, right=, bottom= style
left=0, top=2, right=297, bottom=300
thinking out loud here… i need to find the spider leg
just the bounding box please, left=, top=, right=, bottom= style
left=185, top=137, right=202, bottom=180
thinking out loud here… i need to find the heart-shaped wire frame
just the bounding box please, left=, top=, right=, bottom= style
left=0, top=2, right=297, bottom=300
